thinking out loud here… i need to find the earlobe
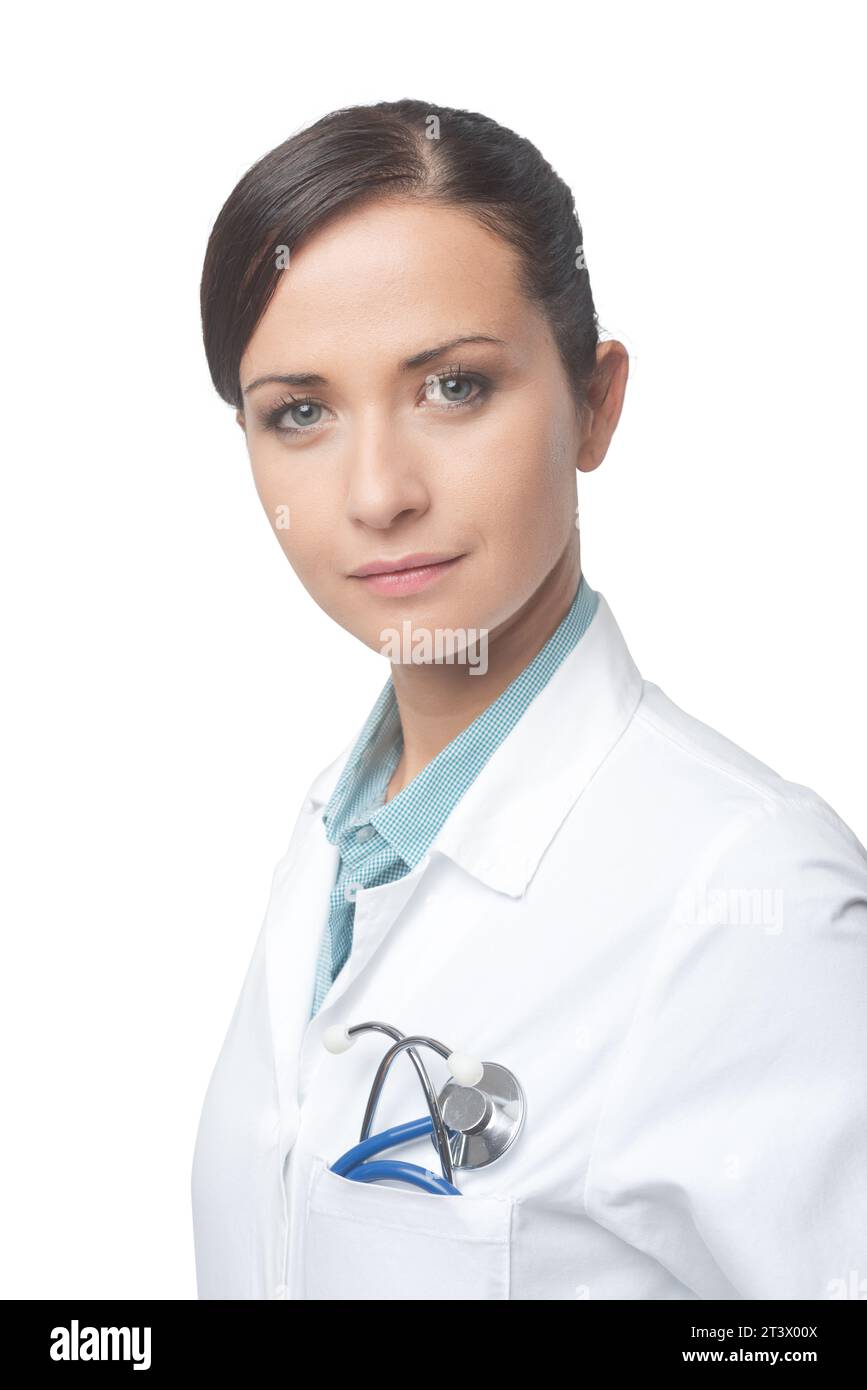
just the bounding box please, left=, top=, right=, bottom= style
left=235, top=410, right=246, bottom=432
left=576, top=442, right=602, bottom=474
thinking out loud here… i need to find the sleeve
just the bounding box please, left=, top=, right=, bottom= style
left=583, top=792, right=867, bottom=1300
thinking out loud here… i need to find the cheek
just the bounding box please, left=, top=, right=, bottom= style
left=463, top=396, right=575, bottom=561
left=253, top=471, right=292, bottom=539
left=250, top=451, right=334, bottom=573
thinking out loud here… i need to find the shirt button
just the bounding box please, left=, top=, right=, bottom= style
left=355, top=825, right=375, bottom=842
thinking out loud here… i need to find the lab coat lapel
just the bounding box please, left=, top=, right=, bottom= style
left=264, top=802, right=340, bottom=1139
left=319, top=858, right=431, bottom=1011
left=433, top=593, right=644, bottom=895
left=261, top=743, right=434, bottom=1122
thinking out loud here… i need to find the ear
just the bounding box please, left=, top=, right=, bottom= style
left=235, top=410, right=246, bottom=432
left=576, top=341, right=629, bottom=474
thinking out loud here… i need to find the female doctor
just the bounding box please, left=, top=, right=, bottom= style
left=191, top=98, right=867, bottom=1301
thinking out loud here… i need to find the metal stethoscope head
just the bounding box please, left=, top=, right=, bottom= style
left=323, top=1021, right=525, bottom=1194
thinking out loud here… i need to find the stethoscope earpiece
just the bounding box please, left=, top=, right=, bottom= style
left=445, top=1052, right=485, bottom=1087
left=323, top=1023, right=356, bottom=1054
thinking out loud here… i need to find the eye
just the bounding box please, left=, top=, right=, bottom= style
left=426, top=373, right=471, bottom=403
left=264, top=395, right=328, bottom=435
left=422, top=365, right=489, bottom=410
left=259, top=365, right=490, bottom=441
left=285, top=399, right=323, bottom=427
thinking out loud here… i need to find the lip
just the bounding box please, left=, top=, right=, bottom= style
left=351, top=552, right=461, bottom=577
left=349, top=552, right=465, bottom=596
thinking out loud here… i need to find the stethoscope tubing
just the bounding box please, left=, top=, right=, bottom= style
left=330, top=1115, right=462, bottom=1195
left=334, top=1022, right=457, bottom=1185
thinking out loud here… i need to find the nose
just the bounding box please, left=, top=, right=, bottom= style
left=344, top=407, right=430, bottom=530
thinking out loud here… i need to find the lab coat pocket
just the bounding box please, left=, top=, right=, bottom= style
left=303, top=1153, right=514, bottom=1300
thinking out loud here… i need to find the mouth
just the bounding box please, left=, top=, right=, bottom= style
left=349, top=552, right=465, bottom=596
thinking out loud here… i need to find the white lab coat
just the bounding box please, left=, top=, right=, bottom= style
left=191, top=592, right=867, bottom=1300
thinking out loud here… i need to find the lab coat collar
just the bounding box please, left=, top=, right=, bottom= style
left=303, top=593, right=644, bottom=898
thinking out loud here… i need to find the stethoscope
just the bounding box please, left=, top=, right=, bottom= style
left=323, top=1021, right=526, bottom=1195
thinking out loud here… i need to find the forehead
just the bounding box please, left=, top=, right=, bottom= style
left=240, top=198, right=544, bottom=377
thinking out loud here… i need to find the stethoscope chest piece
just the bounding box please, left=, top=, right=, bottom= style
left=433, top=1062, right=525, bottom=1169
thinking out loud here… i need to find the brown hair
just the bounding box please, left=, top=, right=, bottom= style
left=200, top=98, right=600, bottom=416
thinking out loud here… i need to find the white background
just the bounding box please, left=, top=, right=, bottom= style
left=1, top=0, right=864, bottom=1298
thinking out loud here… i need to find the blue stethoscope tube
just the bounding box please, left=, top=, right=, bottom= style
left=331, top=1116, right=462, bottom=1196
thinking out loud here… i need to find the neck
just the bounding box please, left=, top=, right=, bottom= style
left=385, top=540, right=581, bottom=800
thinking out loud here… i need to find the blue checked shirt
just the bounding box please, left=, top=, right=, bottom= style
left=309, top=574, right=599, bottom=1016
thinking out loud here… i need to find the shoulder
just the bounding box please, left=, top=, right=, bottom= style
left=620, top=688, right=867, bottom=1048
left=626, top=679, right=867, bottom=882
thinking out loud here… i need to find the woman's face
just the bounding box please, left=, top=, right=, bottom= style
left=237, top=198, right=619, bottom=654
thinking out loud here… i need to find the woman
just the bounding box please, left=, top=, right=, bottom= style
left=191, top=99, right=867, bottom=1301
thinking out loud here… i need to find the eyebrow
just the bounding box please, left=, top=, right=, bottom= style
left=242, top=334, right=508, bottom=395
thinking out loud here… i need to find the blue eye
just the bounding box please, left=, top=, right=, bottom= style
left=424, top=366, right=488, bottom=409
left=426, top=372, right=473, bottom=403
left=260, top=366, right=490, bottom=440
left=287, top=400, right=322, bottom=426
left=266, top=397, right=324, bottom=434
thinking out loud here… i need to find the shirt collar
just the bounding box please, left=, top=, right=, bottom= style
left=366, top=575, right=598, bottom=867
left=320, top=676, right=402, bottom=845
left=304, top=589, right=643, bottom=896
left=321, top=576, right=598, bottom=865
